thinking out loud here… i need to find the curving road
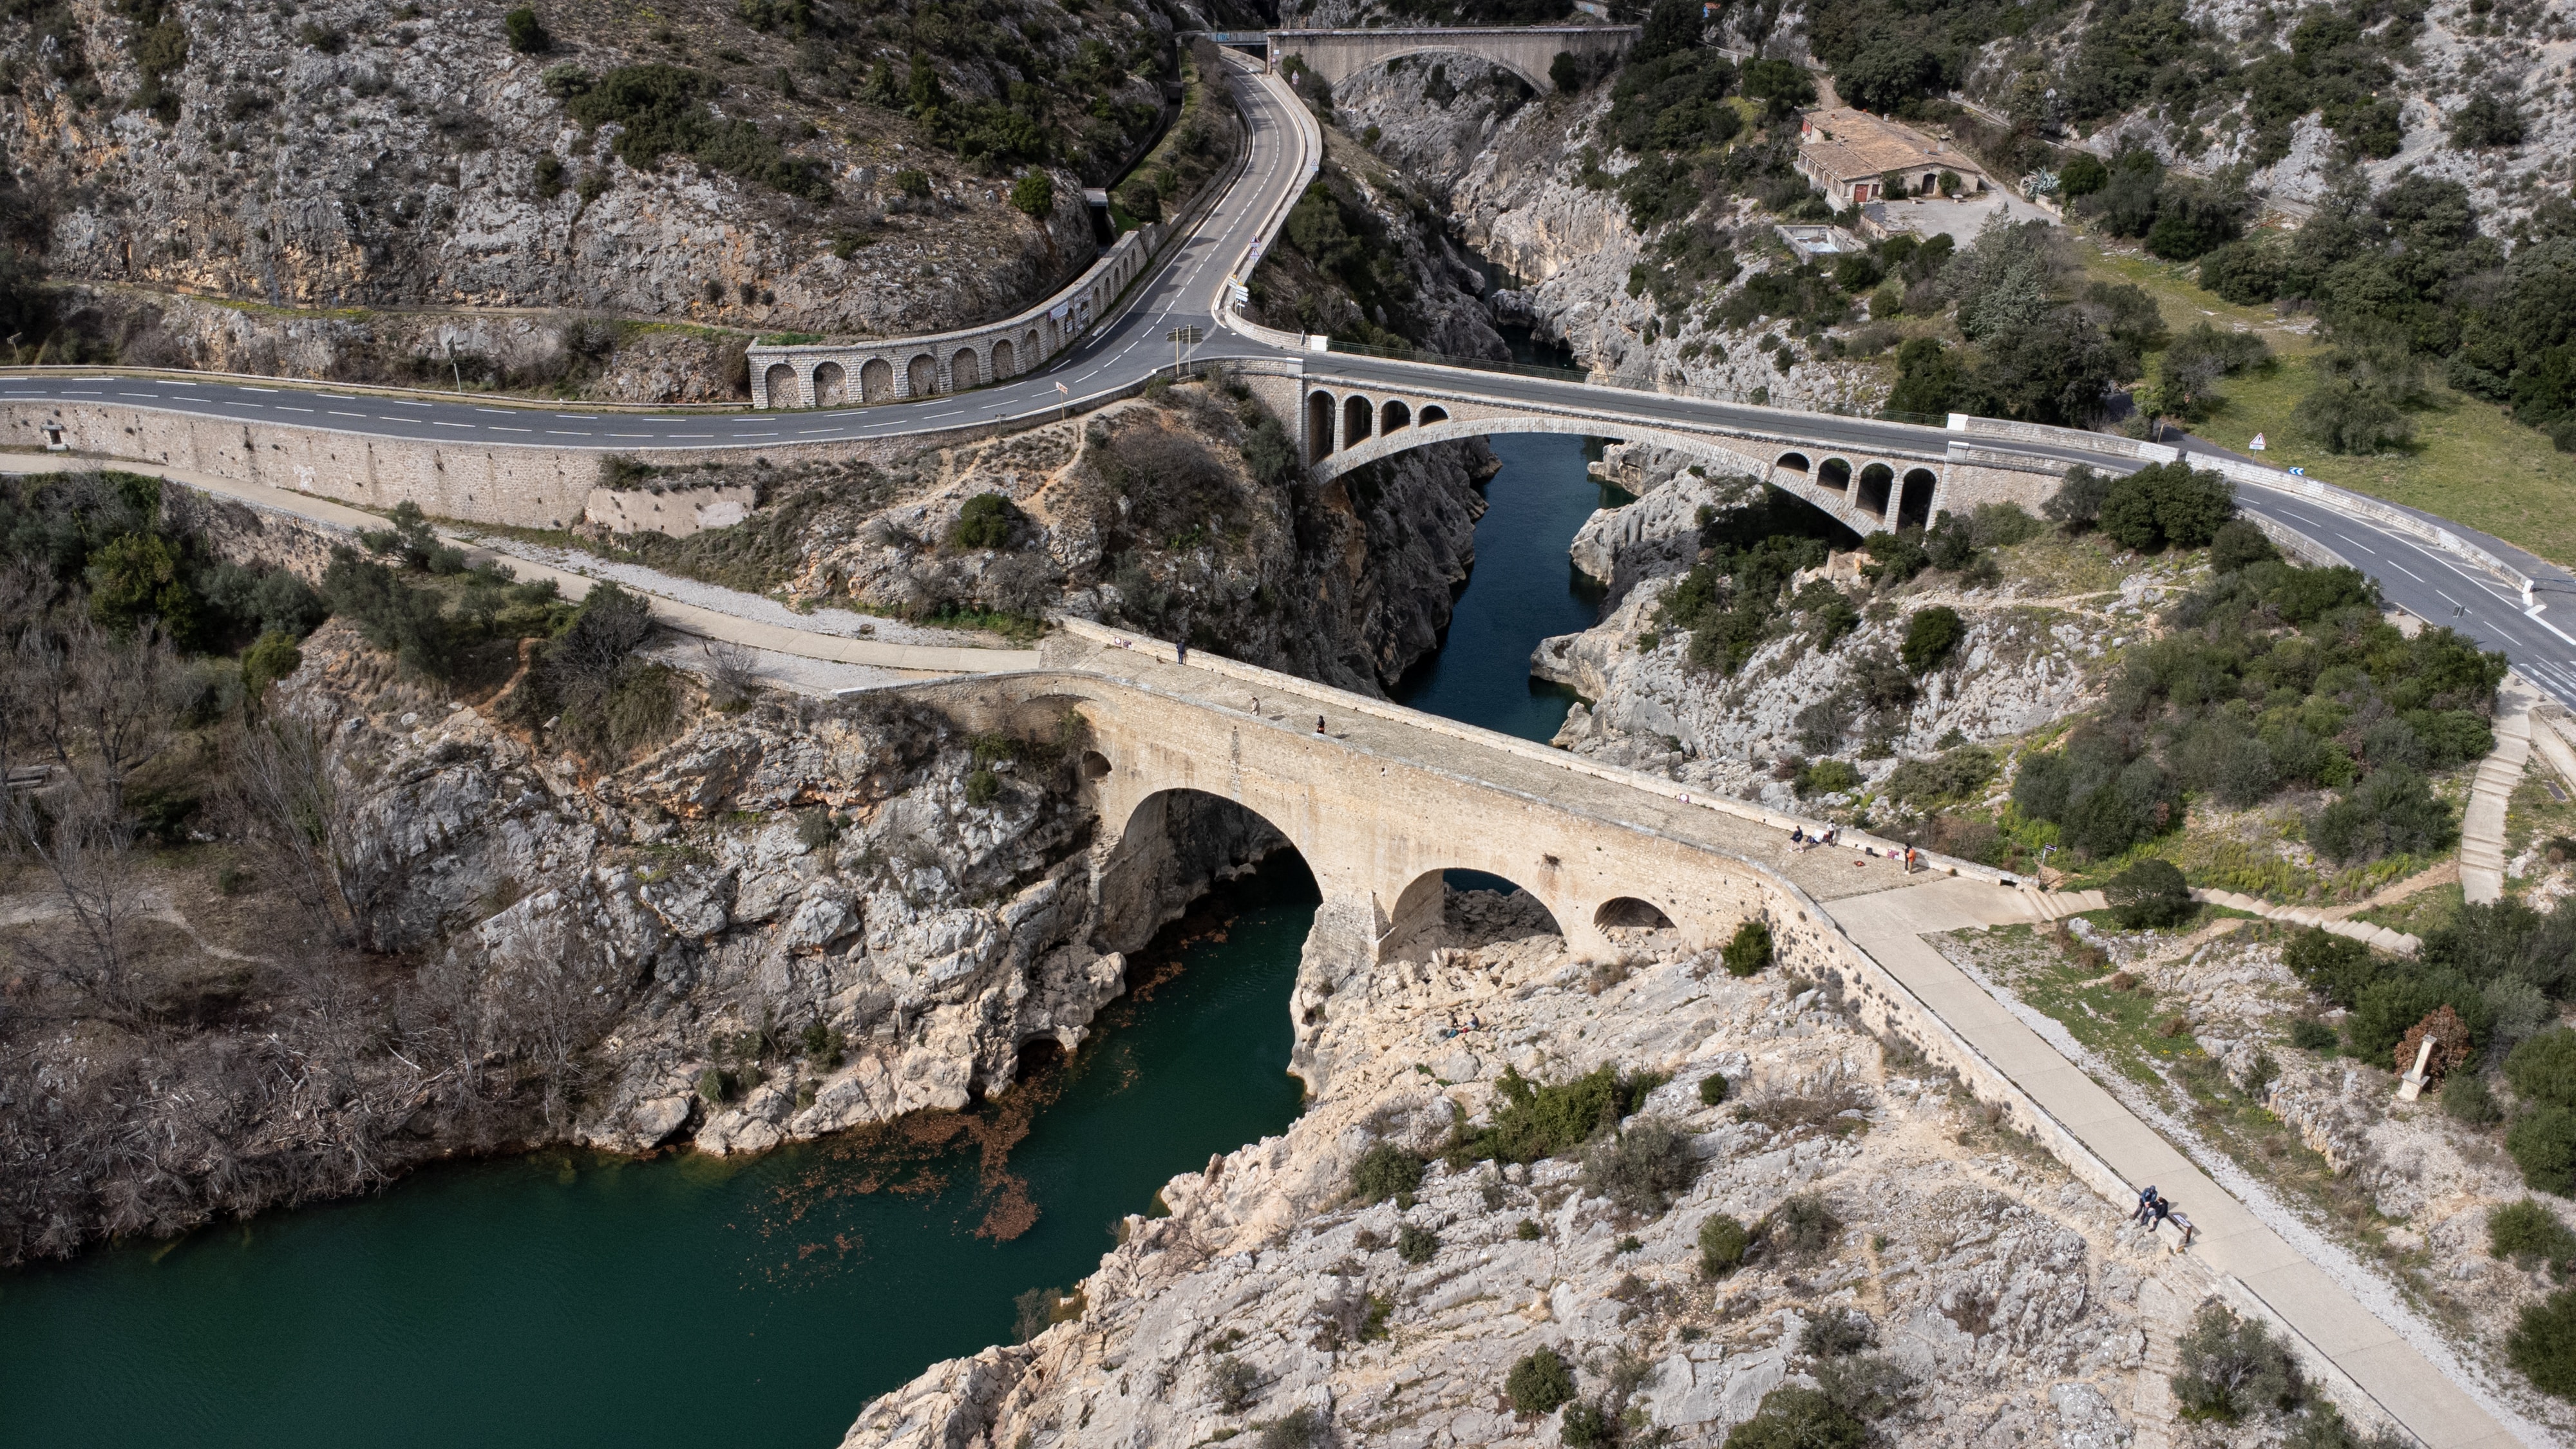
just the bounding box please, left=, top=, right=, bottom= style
left=5, top=46, right=2573, bottom=717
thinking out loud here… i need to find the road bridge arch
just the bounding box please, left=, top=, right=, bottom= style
left=1267, top=24, right=1638, bottom=93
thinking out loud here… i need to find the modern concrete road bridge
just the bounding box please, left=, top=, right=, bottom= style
left=1260, top=24, right=1638, bottom=92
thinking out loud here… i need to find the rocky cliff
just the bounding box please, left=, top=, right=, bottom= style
left=2, top=0, right=1177, bottom=391
left=842, top=911, right=2227, bottom=1448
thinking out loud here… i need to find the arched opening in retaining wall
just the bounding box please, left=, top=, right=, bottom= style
left=1594, top=897, right=1676, bottom=930
left=812, top=361, right=846, bottom=407
left=907, top=354, right=938, bottom=397
left=1381, top=399, right=1411, bottom=433
left=861, top=358, right=894, bottom=402
left=1856, top=462, right=1895, bottom=521
left=764, top=363, right=797, bottom=408
left=952, top=347, right=980, bottom=388
left=1342, top=395, right=1374, bottom=446
left=1898, top=468, right=1938, bottom=532
left=1419, top=404, right=1448, bottom=425
left=1776, top=451, right=1811, bottom=475
left=992, top=339, right=1016, bottom=378
left=1307, top=390, right=1336, bottom=464
left=1817, top=457, right=1852, bottom=493
left=1384, top=867, right=1565, bottom=963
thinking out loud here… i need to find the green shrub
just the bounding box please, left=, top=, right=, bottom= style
left=2508, top=1030, right=2576, bottom=1108
left=1580, top=1115, right=1701, bottom=1215
left=1700, top=1072, right=1730, bottom=1106
left=2097, top=462, right=2236, bottom=551
left=1900, top=605, right=1965, bottom=674
left=1350, top=1144, right=1424, bottom=1204
left=1396, top=1223, right=1438, bottom=1265
left=1699, top=1213, right=1750, bottom=1276
left=2348, top=967, right=2488, bottom=1063
left=2210, top=518, right=2279, bottom=573
left=1009, top=170, right=1054, bottom=219
left=1721, top=1385, right=1867, bottom=1449
left=2509, top=1105, right=2576, bottom=1196
left=2443, top=1071, right=2501, bottom=1124
left=1765, top=1193, right=1841, bottom=1259
left=1213, top=1354, right=1259, bottom=1412
left=1517, top=1218, right=1543, bottom=1240
left=1801, top=1310, right=1877, bottom=1358
left=2508, top=1289, right=2576, bottom=1401
left=2170, top=1300, right=2304, bottom=1421
left=2287, top=1018, right=2339, bottom=1053
left=2284, top=929, right=2376, bottom=1010
left=1505, top=1347, right=1577, bottom=1415
left=2490, top=1198, right=2576, bottom=1273
left=1723, top=920, right=1775, bottom=978
left=1456, top=1066, right=1665, bottom=1164
left=964, top=768, right=1000, bottom=804
left=2107, top=858, right=2194, bottom=929
left=2311, top=766, right=2454, bottom=864
left=1258, top=1407, right=1326, bottom=1449
left=948, top=492, right=1023, bottom=550
left=240, top=629, right=304, bottom=697
left=503, top=6, right=549, bottom=52
left=1794, top=759, right=1860, bottom=798
left=1559, top=1399, right=1615, bottom=1446
left=696, top=1066, right=731, bottom=1103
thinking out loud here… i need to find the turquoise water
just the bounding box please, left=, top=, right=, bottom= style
left=0, top=426, right=1624, bottom=1449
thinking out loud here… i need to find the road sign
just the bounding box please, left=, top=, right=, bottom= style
left=2289, top=466, right=2306, bottom=477
left=2248, top=431, right=2266, bottom=451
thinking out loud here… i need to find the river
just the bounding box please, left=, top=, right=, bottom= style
left=0, top=434, right=1628, bottom=1448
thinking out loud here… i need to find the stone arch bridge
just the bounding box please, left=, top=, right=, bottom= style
left=1264, top=24, right=1639, bottom=93
left=1233, top=358, right=2090, bottom=539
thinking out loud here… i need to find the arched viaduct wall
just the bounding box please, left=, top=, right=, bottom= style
left=745, top=223, right=1162, bottom=410
left=1267, top=25, right=1638, bottom=92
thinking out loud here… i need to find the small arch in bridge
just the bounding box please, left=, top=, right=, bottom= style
left=1776, top=451, right=1811, bottom=475
left=1381, top=399, right=1411, bottom=433
left=1856, top=463, right=1895, bottom=520
left=1898, top=468, right=1938, bottom=532
left=811, top=361, right=847, bottom=408
left=1418, top=404, right=1448, bottom=425
left=907, top=354, right=938, bottom=397
left=1307, top=390, right=1336, bottom=464
left=860, top=357, right=894, bottom=402
left=1079, top=750, right=1111, bottom=781
left=1386, top=867, right=1564, bottom=961
left=1594, top=897, right=1675, bottom=931
left=1343, top=395, right=1374, bottom=446
left=992, top=339, right=1016, bottom=379
left=1817, top=457, right=1852, bottom=492
left=763, top=363, right=797, bottom=408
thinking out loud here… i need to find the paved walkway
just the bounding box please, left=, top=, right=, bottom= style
left=2464, top=677, right=2541, bottom=904
left=1823, top=875, right=2530, bottom=1449
left=2, top=451, right=1039, bottom=677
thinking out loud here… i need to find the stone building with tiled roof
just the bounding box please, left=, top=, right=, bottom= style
left=1795, top=107, right=1990, bottom=207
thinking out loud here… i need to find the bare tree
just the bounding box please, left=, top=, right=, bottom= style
left=223, top=715, right=366, bottom=948
left=698, top=636, right=761, bottom=706
left=8, top=777, right=155, bottom=1027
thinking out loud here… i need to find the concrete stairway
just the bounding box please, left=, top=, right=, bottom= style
left=2461, top=688, right=2535, bottom=905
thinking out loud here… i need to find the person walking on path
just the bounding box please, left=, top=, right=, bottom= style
left=1316, top=715, right=1327, bottom=735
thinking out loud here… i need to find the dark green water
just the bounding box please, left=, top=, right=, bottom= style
left=0, top=859, right=1316, bottom=1448
left=0, top=419, right=1627, bottom=1449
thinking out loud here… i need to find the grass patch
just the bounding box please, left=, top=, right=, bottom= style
left=2074, top=239, right=2576, bottom=569
left=2347, top=880, right=2463, bottom=937
left=2506, top=761, right=2576, bottom=859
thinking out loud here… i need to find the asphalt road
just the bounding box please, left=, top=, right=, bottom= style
left=5, top=46, right=2571, bottom=714
left=0, top=49, right=1309, bottom=451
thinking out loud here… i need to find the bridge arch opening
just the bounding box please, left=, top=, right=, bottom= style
left=1776, top=451, right=1810, bottom=475
left=1384, top=867, right=1564, bottom=963
left=907, top=354, right=938, bottom=397
left=1817, top=458, right=1852, bottom=493
left=1381, top=399, right=1410, bottom=433
left=861, top=357, right=893, bottom=402
left=1898, top=468, right=1938, bottom=532
left=811, top=361, right=846, bottom=407
left=1079, top=749, right=1111, bottom=781
left=1307, top=390, right=1336, bottom=463
left=763, top=363, right=797, bottom=407
left=1594, top=896, right=1676, bottom=931
left=1343, top=395, right=1374, bottom=446
left=1419, top=404, right=1448, bottom=425
left=1856, top=462, right=1895, bottom=521
left=1097, top=787, right=1318, bottom=958
left=952, top=346, right=981, bottom=389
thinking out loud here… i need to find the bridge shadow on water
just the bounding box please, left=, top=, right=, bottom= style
left=0, top=854, right=1320, bottom=1449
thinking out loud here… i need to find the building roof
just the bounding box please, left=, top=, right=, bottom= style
left=1798, top=108, right=1981, bottom=184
